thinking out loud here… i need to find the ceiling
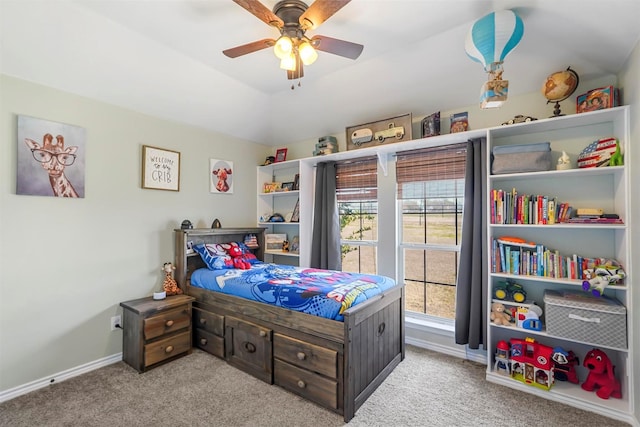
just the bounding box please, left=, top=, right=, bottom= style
left=2, top=0, right=639, bottom=146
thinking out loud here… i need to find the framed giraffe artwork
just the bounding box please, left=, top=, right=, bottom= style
left=17, top=115, right=86, bottom=198
left=141, top=145, right=181, bottom=191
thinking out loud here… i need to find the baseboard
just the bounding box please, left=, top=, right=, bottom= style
left=0, top=352, right=122, bottom=403
left=405, top=337, right=487, bottom=365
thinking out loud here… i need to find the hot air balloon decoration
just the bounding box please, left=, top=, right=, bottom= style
left=465, top=10, right=524, bottom=109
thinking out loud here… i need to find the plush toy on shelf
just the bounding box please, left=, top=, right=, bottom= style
left=581, top=348, right=622, bottom=399
left=490, top=302, right=513, bottom=326
left=582, top=259, right=626, bottom=297
left=162, top=262, right=182, bottom=296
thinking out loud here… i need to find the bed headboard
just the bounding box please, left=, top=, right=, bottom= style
left=174, top=227, right=266, bottom=293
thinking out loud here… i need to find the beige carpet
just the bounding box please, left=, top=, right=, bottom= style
left=0, top=345, right=629, bottom=426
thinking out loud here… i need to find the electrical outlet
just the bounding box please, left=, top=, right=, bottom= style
left=111, top=315, right=121, bottom=331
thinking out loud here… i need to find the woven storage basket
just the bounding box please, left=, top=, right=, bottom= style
left=544, top=290, right=626, bottom=349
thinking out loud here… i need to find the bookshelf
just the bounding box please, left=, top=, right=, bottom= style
left=485, top=106, right=634, bottom=423
left=257, top=160, right=300, bottom=266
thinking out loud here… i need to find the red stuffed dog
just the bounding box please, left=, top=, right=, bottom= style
left=581, top=348, right=622, bottom=399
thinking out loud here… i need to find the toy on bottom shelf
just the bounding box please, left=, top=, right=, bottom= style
left=494, top=340, right=511, bottom=375
left=510, top=337, right=554, bottom=390
left=582, top=259, right=626, bottom=297
left=490, top=302, right=513, bottom=326
left=551, top=347, right=580, bottom=384
left=581, top=348, right=622, bottom=399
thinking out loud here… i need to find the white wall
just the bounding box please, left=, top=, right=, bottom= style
left=0, top=75, right=270, bottom=392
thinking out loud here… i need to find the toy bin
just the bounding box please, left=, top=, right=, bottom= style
left=491, top=142, right=551, bottom=175
left=543, top=290, right=627, bottom=349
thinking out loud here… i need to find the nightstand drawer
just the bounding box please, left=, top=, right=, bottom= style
left=274, top=359, right=338, bottom=410
left=144, top=330, right=191, bottom=367
left=194, top=328, right=224, bottom=358
left=193, top=307, right=224, bottom=336
left=274, top=333, right=337, bottom=379
left=144, top=306, right=191, bottom=340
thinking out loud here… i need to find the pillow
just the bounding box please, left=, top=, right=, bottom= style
left=193, top=243, right=233, bottom=270
left=236, top=242, right=261, bottom=265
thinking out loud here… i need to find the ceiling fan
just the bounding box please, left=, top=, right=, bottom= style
left=223, top=0, right=364, bottom=82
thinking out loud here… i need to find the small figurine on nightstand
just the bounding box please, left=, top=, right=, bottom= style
left=162, top=262, right=182, bottom=296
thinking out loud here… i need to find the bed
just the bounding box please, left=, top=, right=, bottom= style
left=174, top=227, right=405, bottom=422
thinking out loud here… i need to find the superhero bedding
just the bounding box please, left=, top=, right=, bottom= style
left=192, top=243, right=396, bottom=321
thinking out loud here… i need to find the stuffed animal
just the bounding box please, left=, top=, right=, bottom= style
left=581, top=348, right=622, bottom=399
left=490, top=302, right=512, bottom=326
left=582, top=259, right=626, bottom=297
left=227, top=243, right=251, bottom=270
left=162, top=262, right=182, bottom=296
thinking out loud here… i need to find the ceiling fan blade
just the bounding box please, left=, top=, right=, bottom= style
left=233, top=0, right=283, bottom=28
left=299, top=0, right=351, bottom=31
left=311, top=35, right=363, bottom=60
left=223, top=38, right=275, bottom=58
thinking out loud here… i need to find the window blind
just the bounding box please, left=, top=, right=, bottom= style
left=396, top=143, right=467, bottom=198
left=336, top=156, right=378, bottom=201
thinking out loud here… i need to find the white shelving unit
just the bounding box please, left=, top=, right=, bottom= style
left=485, top=106, right=634, bottom=423
left=257, top=160, right=300, bottom=266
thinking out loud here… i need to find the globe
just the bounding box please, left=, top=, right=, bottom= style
left=542, top=67, right=579, bottom=116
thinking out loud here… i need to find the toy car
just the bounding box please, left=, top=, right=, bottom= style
left=374, top=123, right=405, bottom=142
left=493, top=281, right=527, bottom=303
left=501, top=115, right=538, bottom=125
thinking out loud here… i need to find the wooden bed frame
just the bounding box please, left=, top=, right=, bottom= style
left=174, top=228, right=405, bottom=422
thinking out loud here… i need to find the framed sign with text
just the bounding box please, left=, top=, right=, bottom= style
left=142, top=145, right=180, bottom=191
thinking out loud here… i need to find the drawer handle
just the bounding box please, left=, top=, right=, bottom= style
left=244, top=342, right=256, bottom=353
left=297, top=380, right=306, bottom=389
left=297, top=352, right=306, bottom=361
left=259, top=330, right=266, bottom=337
left=165, top=320, right=174, bottom=328
left=165, top=345, right=174, bottom=354
left=377, top=322, right=386, bottom=336
left=200, top=338, right=208, bottom=346
left=199, top=318, right=207, bottom=325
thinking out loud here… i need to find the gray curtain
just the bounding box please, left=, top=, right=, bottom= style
left=455, top=137, right=487, bottom=349
left=310, top=162, right=341, bottom=270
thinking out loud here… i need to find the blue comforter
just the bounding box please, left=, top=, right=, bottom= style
left=190, top=263, right=396, bottom=321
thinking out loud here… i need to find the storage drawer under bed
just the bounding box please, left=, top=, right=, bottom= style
left=274, top=359, right=339, bottom=410
left=193, top=307, right=224, bottom=336
left=194, top=328, right=224, bottom=358
left=273, top=333, right=338, bottom=379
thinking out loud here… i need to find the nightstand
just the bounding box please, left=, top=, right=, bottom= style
left=120, top=294, right=195, bottom=372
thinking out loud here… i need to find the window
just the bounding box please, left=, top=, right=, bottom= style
left=396, top=144, right=467, bottom=319
left=336, top=157, right=378, bottom=274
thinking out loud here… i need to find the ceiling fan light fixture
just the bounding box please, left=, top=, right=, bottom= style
left=298, top=40, right=318, bottom=65
left=274, top=36, right=293, bottom=59
left=280, top=52, right=297, bottom=71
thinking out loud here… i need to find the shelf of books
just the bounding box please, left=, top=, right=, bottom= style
left=485, top=106, right=634, bottom=424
